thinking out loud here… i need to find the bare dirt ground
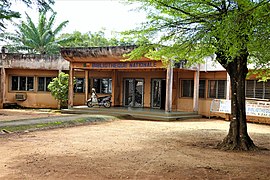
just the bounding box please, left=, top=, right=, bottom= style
left=0, top=117, right=270, bottom=180
left=0, top=109, right=66, bottom=122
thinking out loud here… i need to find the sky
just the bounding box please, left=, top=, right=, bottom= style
left=7, top=0, right=146, bottom=37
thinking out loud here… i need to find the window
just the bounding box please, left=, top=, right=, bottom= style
left=11, top=76, right=34, bottom=91
left=182, top=80, right=194, bottom=97
left=199, top=80, right=206, bottom=98
left=265, top=81, right=270, bottom=99
left=181, top=80, right=205, bottom=98
left=74, top=78, right=85, bottom=93
left=208, top=80, right=226, bottom=99
left=93, top=78, right=112, bottom=94
left=246, top=80, right=255, bottom=98
left=246, top=80, right=270, bottom=99
left=38, top=77, right=52, bottom=91
left=255, top=81, right=264, bottom=98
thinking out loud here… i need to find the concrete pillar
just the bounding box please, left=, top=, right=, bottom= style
left=57, top=69, right=62, bottom=109
left=85, top=70, right=89, bottom=102
left=193, top=66, right=200, bottom=112
left=165, top=60, right=173, bottom=112
left=0, top=67, right=6, bottom=109
left=68, top=64, right=74, bottom=108
left=173, top=70, right=179, bottom=110
left=226, top=72, right=230, bottom=100
left=112, top=70, right=116, bottom=106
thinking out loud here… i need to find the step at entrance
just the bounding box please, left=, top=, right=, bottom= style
left=62, top=106, right=202, bottom=121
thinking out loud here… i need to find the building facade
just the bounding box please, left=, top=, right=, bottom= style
left=0, top=53, right=69, bottom=109
left=1, top=46, right=269, bottom=124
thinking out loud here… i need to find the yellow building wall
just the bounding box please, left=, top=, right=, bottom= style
left=4, top=69, right=105, bottom=108
left=177, top=70, right=228, bottom=116
left=74, top=94, right=85, bottom=106
left=3, top=67, right=270, bottom=124
left=5, top=69, right=59, bottom=108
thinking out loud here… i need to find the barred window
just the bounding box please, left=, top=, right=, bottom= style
left=246, top=80, right=270, bottom=99
left=182, top=80, right=205, bottom=98
left=93, top=78, right=112, bottom=94
left=208, top=80, right=226, bottom=99
left=182, top=80, right=194, bottom=97
left=199, top=80, right=206, bottom=98
left=246, top=80, right=255, bottom=98
left=11, top=76, right=34, bottom=91
left=38, top=77, right=52, bottom=91
left=265, top=81, right=270, bottom=99
left=74, top=78, right=85, bottom=93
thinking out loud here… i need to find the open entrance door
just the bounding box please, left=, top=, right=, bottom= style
left=124, top=79, right=144, bottom=107
left=151, top=79, right=166, bottom=109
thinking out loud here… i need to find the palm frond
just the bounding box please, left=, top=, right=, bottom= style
left=25, top=13, right=40, bottom=37
left=4, top=10, right=68, bottom=54
left=53, top=20, right=69, bottom=35
left=38, top=11, right=47, bottom=37
left=47, top=12, right=56, bottom=29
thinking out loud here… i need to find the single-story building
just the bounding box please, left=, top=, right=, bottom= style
left=0, top=45, right=269, bottom=124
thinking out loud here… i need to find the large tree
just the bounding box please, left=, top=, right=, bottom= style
left=125, top=0, right=270, bottom=150
left=0, top=0, right=54, bottom=31
left=1, top=11, right=69, bottom=54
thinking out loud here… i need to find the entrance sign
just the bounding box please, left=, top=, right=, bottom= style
left=92, top=62, right=157, bottom=68
left=73, top=61, right=164, bottom=69
left=210, top=99, right=270, bottom=118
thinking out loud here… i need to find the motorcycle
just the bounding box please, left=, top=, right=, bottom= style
left=86, top=95, right=112, bottom=108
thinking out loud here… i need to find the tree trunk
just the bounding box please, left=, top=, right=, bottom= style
left=217, top=52, right=257, bottom=151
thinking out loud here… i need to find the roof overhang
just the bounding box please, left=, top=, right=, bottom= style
left=60, top=45, right=143, bottom=63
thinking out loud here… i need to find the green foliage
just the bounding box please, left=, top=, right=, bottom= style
left=0, top=0, right=54, bottom=31
left=88, top=30, right=113, bottom=47
left=124, top=0, right=270, bottom=71
left=248, top=69, right=270, bottom=82
left=1, top=10, right=69, bottom=54
left=47, top=72, right=69, bottom=108
left=58, top=29, right=135, bottom=47
left=58, top=31, right=91, bottom=47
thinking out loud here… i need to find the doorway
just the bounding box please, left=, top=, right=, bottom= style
left=124, top=79, right=144, bottom=107
left=151, top=79, right=166, bottom=109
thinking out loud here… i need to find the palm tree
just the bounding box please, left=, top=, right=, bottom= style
left=1, top=10, right=69, bottom=54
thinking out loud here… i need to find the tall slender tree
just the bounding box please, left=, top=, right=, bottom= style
left=125, top=0, right=270, bottom=150
left=1, top=11, right=69, bottom=54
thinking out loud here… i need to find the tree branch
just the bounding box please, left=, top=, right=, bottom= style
left=156, top=1, right=197, bottom=17
left=241, top=0, right=270, bottom=17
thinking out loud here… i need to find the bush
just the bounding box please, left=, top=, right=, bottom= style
left=48, top=72, right=69, bottom=108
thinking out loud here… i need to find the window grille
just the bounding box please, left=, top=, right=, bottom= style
left=11, top=76, right=34, bottom=91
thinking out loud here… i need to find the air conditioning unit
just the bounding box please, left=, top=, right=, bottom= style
left=15, top=93, right=27, bottom=101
